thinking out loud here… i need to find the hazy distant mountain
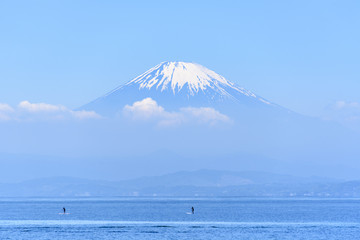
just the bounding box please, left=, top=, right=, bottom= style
left=2, top=170, right=356, bottom=198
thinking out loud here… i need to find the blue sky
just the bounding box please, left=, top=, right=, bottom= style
left=1, top=1, right=360, bottom=181
left=0, top=0, right=359, bottom=117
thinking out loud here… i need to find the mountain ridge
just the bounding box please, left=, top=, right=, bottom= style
left=0, top=170, right=350, bottom=197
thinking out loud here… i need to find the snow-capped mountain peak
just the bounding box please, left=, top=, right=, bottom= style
left=81, top=61, right=275, bottom=115
left=105, top=61, right=267, bottom=102
left=128, top=61, right=235, bottom=95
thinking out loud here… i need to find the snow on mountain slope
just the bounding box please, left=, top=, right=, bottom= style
left=107, top=62, right=270, bottom=103
left=80, top=62, right=282, bottom=116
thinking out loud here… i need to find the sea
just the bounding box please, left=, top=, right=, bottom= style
left=0, top=197, right=359, bottom=239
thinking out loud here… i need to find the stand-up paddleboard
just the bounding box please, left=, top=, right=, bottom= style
left=186, top=212, right=193, bottom=215
left=58, top=213, right=70, bottom=215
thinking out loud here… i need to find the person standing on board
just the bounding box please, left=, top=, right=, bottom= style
left=63, top=207, right=66, bottom=214
left=192, top=206, right=194, bottom=214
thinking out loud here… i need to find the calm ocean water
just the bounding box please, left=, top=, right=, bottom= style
left=0, top=197, right=359, bottom=239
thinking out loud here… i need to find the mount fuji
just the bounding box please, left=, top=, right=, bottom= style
left=1, top=62, right=359, bottom=182
left=80, top=62, right=288, bottom=118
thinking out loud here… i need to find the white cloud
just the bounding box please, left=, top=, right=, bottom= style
left=123, top=98, right=165, bottom=119
left=181, top=107, right=230, bottom=125
left=123, top=98, right=231, bottom=126
left=323, top=101, right=360, bottom=131
left=71, top=110, right=101, bottom=120
left=18, top=101, right=67, bottom=113
left=0, top=103, right=14, bottom=121
left=330, top=101, right=360, bottom=119
left=0, top=103, right=14, bottom=112
left=0, top=101, right=101, bottom=121
left=0, top=113, right=11, bottom=121
left=334, top=101, right=360, bottom=110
